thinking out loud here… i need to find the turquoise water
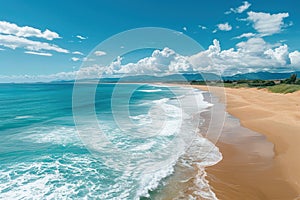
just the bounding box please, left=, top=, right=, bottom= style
left=0, top=83, right=221, bottom=199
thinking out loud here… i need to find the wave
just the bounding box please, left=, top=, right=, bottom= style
left=138, top=89, right=162, bottom=93
left=1, top=84, right=222, bottom=199
left=136, top=157, right=177, bottom=198
left=134, top=87, right=221, bottom=199
left=0, top=154, right=131, bottom=199
left=19, top=126, right=82, bottom=146
left=14, top=115, right=33, bottom=119
left=184, top=137, right=222, bottom=200
left=128, top=87, right=221, bottom=199
left=143, top=87, right=222, bottom=199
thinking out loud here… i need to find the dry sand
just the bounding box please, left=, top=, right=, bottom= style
left=193, top=86, right=300, bottom=200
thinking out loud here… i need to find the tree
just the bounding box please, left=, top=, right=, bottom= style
left=284, top=74, right=297, bottom=84
left=290, top=74, right=297, bottom=84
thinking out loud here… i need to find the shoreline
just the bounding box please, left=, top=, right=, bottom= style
left=193, top=85, right=300, bottom=199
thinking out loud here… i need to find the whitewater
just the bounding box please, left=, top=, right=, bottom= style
left=0, top=83, right=222, bottom=199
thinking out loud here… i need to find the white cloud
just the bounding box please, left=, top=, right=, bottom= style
left=216, top=22, right=232, bottom=32
left=0, top=47, right=4, bottom=51
left=198, top=25, right=207, bottom=30
left=235, top=1, right=251, bottom=13
left=72, top=51, right=83, bottom=55
left=1, top=39, right=298, bottom=82
left=247, top=11, right=289, bottom=36
left=188, top=38, right=292, bottom=75
left=71, top=57, right=80, bottom=62
left=235, top=37, right=269, bottom=53
left=226, top=1, right=251, bottom=14
left=94, top=50, right=107, bottom=56
left=24, top=51, right=52, bottom=56
left=264, top=45, right=290, bottom=65
left=0, top=34, right=69, bottom=53
left=234, top=32, right=256, bottom=39
left=0, top=21, right=60, bottom=40
left=289, top=51, right=300, bottom=67
left=83, top=57, right=95, bottom=62
left=76, top=35, right=86, bottom=40
left=112, top=48, right=193, bottom=75
left=95, top=39, right=291, bottom=76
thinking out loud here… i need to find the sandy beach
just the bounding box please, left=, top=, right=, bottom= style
left=193, top=85, right=300, bottom=199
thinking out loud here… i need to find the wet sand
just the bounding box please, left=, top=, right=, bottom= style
left=194, top=86, right=300, bottom=199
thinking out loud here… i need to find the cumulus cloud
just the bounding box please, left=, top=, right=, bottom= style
left=24, top=51, right=52, bottom=56
left=2, top=39, right=298, bottom=82
left=76, top=35, right=86, bottom=40
left=47, top=48, right=191, bottom=79
left=94, top=50, right=107, bottom=56
left=226, top=1, right=251, bottom=14
left=247, top=11, right=290, bottom=36
left=235, top=37, right=269, bottom=54
left=0, top=21, right=60, bottom=40
left=215, top=22, right=232, bottom=32
left=0, top=34, right=69, bottom=53
left=83, top=39, right=293, bottom=77
left=289, top=51, right=300, bottom=67
left=112, top=48, right=193, bottom=75
left=189, top=38, right=292, bottom=75
left=264, top=45, right=290, bottom=65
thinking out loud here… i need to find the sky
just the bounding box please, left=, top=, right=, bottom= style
left=1, top=0, right=300, bottom=82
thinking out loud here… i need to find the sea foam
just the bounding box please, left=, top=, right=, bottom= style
left=0, top=84, right=222, bottom=199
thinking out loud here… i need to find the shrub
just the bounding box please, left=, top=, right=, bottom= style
left=268, top=84, right=300, bottom=94
left=248, top=80, right=275, bottom=87
left=237, top=80, right=248, bottom=84
left=264, top=81, right=275, bottom=86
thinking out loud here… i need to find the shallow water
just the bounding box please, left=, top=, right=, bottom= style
left=0, top=83, right=222, bottom=199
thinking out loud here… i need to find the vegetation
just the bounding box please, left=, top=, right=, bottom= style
left=248, top=80, right=275, bottom=87
left=190, top=74, right=300, bottom=94
left=281, top=74, right=297, bottom=84
left=267, top=84, right=300, bottom=94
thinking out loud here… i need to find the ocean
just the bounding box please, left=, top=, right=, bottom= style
left=0, top=83, right=222, bottom=199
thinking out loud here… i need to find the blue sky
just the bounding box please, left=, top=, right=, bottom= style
left=1, top=0, right=300, bottom=82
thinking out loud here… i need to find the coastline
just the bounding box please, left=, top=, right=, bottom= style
left=193, top=85, right=300, bottom=199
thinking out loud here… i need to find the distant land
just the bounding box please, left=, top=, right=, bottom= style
left=44, top=71, right=300, bottom=84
